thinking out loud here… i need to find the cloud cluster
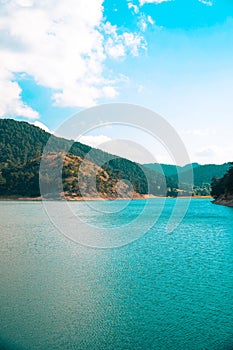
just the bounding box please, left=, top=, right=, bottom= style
left=128, top=2, right=139, bottom=14
left=127, top=0, right=170, bottom=16
left=198, top=0, right=213, bottom=6
left=195, top=145, right=233, bottom=164
left=104, top=22, right=146, bottom=58
left=0, top=0, right=145, bottom=119
left=0, top=69, right=39, bottom=119
left=139, top=0, right=172, bottom=6
left=127, top=2, right=156, bottom=33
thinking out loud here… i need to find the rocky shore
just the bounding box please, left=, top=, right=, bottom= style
left=213, top=194, right=233, bottom=207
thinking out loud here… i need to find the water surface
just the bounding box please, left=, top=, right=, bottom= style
left=1, top=199, right=233, bottom=349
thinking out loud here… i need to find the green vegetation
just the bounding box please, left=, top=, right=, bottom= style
left=211, top=163, right=233, bottom=199
left=0, top=119, right=166, bottom=198
left=145, top=162, right=231, bottom=196
left=0, top=119, right=230, bottom=199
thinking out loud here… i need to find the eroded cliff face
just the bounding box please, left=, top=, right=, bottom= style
left=214, top=194, right=233, bottom=207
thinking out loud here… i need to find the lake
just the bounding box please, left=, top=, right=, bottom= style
left=1, top=199, right=233, bottom=350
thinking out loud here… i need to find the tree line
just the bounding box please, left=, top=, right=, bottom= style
left=211, top=163, right=233, bottom=199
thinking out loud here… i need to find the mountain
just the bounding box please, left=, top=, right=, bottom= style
left=144, top=163, right=199, bottom=178
left=211, top=164, right=233, bottom=207
left=144, top=162, right=232, bottom=196
left=0, top=119, right=166, bottom=199
left=0, top=119, right=230, bottom=199
left=144, top=162, right=231, bottom=185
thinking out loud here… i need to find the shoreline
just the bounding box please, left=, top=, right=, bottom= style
left=213, top=194, right=233, bottom=208
left=0, top=195, right=213, bottom=201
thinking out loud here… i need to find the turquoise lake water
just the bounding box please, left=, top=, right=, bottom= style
left=1, top=199, right=233, bottom=350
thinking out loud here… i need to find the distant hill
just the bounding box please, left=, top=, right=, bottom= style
left=144, top=162, right=231, bottom=196
left=144, top=162, right=231, bottom=186
left=0, top=119, right=166, bottom=199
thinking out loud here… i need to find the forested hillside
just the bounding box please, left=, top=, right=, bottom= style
left=1, top=119, right=230, bottom=199
left=0, top=119, right=166, bottom=198
left=211, top=164, right=233, bottom=205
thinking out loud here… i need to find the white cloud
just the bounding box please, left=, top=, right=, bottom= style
left=139, top=0, right=172, bottom=6
left=182, top=128, right=217, bottom=137
left=0, top=69, right=39, bottom=119
left=138, top=14, right=155, bottom=32
left=194, top=145, right=233, bottom=164
left=128, top=2, right=139, bottom=14
left=102, top=86, right=118, bottom=98
left=139, top=17, right=147, bottom=32
left=33, top=121, right=51, bottom=133
left=78, top=135, right=112, bottom=148
left=105, top=40, right=125, bottom=58
left=104, top=22, right=146, bottom=58
left=147, top=15, right=155, bottom=25
left=123, top=32, right=146, bottom=55
left=0, top=0, right=146, bottom=118
left=198, top=0, right=213, bottom=6
left=196, top=148, right=215, bottom=158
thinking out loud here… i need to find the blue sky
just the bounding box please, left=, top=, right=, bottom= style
left=0, top=0, right=232, bottom=164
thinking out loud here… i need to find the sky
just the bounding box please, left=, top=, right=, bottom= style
left=0, top=0, right=233, bottom=164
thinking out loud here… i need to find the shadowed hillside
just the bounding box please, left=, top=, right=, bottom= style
left=211, top=164, right=233, bottom=207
